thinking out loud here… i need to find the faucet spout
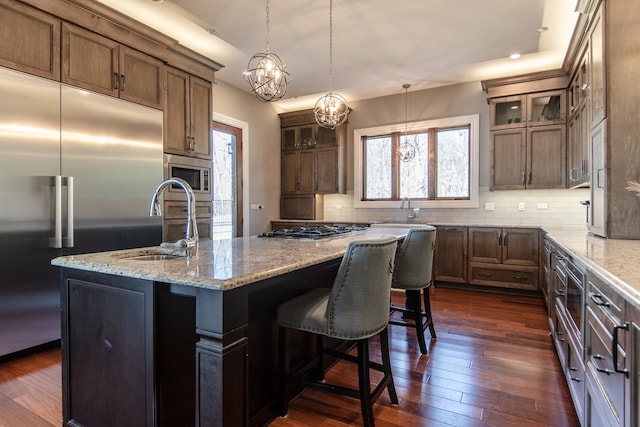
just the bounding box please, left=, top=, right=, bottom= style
left=400, top=196, right=417, bottom=219
left=149, top=177, right=199, bottom=258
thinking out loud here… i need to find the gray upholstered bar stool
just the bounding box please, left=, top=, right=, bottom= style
left=277, top=237, right=399, bottom=427
left=389, top=226, right=437, bottom=354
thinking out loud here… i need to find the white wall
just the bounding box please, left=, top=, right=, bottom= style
left=211, top=81, right=281, bottom=235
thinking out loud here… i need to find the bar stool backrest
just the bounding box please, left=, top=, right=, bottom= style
left=327, top=238, right=398, bottom=340
left=392, top=227, right=436, bottom=290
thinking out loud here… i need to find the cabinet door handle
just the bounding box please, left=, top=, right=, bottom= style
left=528, top=171, right=532, bottom=185
left=503, top=232, right=508, bottom=246
left=555, top=289, right=566, bottom=297
left=591, top=354, right=613, bottom=375
left=113, top=72, right=120, bottom=90
left=596, top=168, right=604, bottom=189
left=589, top=293, right=610, bottom=307
left=497, top=232, right=501, bottom=246
left=612, top=323, right=629, bottom=377
left=556, top=331, right=565, bottom=342
left=521, top=172, right=525, bottom=186
left=120, top=74, right=126, bottom=91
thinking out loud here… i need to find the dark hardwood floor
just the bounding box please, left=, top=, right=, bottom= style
left=0, top=287, right=579, bottom=427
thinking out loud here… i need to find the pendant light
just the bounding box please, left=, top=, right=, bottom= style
left=243, top=0, right=291, bottom=102
left=398, top=83, right=417, bottom=162
left=314, top=0, right=349, bottom=129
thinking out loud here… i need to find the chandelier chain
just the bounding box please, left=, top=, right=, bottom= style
left=328, top=0, right=333, bottom=92
left=265, top=0, right=270, bottom=53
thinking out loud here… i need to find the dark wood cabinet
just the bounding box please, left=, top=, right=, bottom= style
left=0, top=0, right=60, bottom=81
left=164, top=66, right=212, bottom=159
left=468, top=227, right=539, bottom=290
left=62, top=23, right=164, bottom=109
left=163, top=200, right=212, bottom=242
left=61, top=272, right=155, bottom=426
left=279, top=109, right=347, bottom=219
left=434, top=226, right=468, bottom=284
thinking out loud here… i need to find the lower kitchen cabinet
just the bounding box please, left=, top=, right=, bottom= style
left=434, top=226, right=468, bottom=283
left=467, top=227, right=539, bottom=290
left=585, top=270, right=629, bottom=426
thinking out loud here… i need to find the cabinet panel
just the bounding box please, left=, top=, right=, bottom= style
left=590, top=5, right=605, bottom=129
left=527, top=125, right=566, bottom=189
left=189, top=76, right=212, bottom=159
left=164, top=67, right=212, bottom=159
left=64, top=277, right=154, bottom=426
left=119, top=46, right=164, bottom=109
left=0, top=0, right=60, bottom=80
left=502, top=228, right=538, bottom=266
left=165, top=67, right=190, bottom=154
left=527, top=90, right=566, bottom=126
left=489, top=95, right=525, bottom=129
left=468, top=227, right=501, bottom=264
left=468, top=262, right=538, bottom=291
left=589, top=120, right=607, bottom=237
left=434, top=226, right=467, bottom=283
left=491, top=128, right=526, bottom=190
left=298, top=150, right=315, bottom=193
left=281, top=151, right=299, bottom=194
left=315, top=147, right=339, bottom=193
left=280, top=194, right=322, bottom=220
left=62, top=23, right=119, bottom=97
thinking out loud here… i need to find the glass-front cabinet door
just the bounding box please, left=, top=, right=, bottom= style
left=490, top=95, right=525, bottom=130
left=527, top=90, right=566, bottom=126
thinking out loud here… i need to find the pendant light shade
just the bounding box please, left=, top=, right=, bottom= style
left=243, top=0, right=290, bottom=102
left=314, top=0, right=349, bottom=129
left=399, top=84, right=417, bottom=162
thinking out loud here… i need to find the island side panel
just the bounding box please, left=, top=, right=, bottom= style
left=60, top=269, right=156, bottom=427
left=195, top=286, right=250, bottom=427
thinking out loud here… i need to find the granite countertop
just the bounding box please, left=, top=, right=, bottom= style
left=51, top=227, right=409, bottom=291
left=542, top=226, right=640, bottom=306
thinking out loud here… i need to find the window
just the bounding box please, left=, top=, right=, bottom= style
left=354, top=115, right=479, bottom=208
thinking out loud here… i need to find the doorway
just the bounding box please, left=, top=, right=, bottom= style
left=212, top=121, right=243, bottom=239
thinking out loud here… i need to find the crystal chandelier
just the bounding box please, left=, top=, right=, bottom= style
left=399, top=84, right=417, bottom=162
left=314, top=0, right=349, bottom=129
left=243, top=0, right=291, bottom=102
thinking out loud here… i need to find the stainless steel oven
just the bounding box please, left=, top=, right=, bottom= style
left=164, top=154, right=212, bottom=201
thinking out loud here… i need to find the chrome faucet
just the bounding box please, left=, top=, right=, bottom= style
left=149, top=177, right=199, bottom=258
left=400, top=196, right=418, bottom=219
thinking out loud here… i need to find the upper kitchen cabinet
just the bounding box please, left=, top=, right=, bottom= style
left=164, top=66, right=212, bottom=160
left=589, top=5, right=605, bottom=129
left=483, top=71, right=569, bottom=191
left=279, top=109, right=347, bottom=195
left=0, top=0, right=60, bottom=81
left=62, top=23, right=164, bottom=109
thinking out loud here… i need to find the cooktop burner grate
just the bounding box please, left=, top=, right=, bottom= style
left=258, top=224, right=368, bottom=239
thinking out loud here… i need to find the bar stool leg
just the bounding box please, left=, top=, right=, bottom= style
left=408, top=289, right=428, bottom=354
left=424, top=287, right=437, bottom=339
left=379, top=327, right=398, bottom=404
left=357, top=339, right=375, bottom=427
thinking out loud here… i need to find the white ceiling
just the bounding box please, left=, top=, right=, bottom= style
left=95, top=0, right=580, bottom=112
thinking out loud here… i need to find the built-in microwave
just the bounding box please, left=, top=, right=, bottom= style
left=164, top=154, right=212, bottom=201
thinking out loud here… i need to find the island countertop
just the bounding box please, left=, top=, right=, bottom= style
left=51, top=227, right=410, bottom=291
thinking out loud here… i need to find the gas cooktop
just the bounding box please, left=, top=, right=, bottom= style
left=258, top=224, right=368, bottom=240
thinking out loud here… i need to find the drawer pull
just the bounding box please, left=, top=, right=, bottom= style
left=590, top=293, right=610, bottom=307
left=512, top=275, right=527, bottom=280
left=591, top=354, right=613, bottom=375
left=555, top=332, right=565, bottom=342
left=612, top=323, right=629, bottom=377
left=555, top=289, right=566, bottom=297
left=477, top=272, right=493, bottom=278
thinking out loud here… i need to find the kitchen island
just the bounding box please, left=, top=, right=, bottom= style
left=52, top=227, right=408, bottom=427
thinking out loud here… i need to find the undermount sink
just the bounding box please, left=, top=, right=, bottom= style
left=118, top=247, right=187, bottom=261
left=129, top=254, right=183, bottom=261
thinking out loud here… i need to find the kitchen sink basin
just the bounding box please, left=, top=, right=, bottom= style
left=129, top=254, right=183, bottom=261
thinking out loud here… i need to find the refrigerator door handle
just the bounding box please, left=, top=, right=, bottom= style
left=51, top=175, right=63, bottom=248
left=65, top=176, right=74, bottom=248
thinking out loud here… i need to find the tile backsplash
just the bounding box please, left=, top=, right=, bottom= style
left=323, top=187, right=590, bottom=227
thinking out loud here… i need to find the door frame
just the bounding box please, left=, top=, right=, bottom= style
left=212, top=113, right=249, bottom=237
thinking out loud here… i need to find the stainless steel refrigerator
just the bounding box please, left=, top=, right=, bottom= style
left=0, top=67, right=163, bottom=359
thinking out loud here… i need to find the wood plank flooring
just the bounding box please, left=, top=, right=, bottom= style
left=0, top=287, right=579, bottom=427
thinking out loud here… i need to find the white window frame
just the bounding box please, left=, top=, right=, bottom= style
left=354, top=114, right=479, bottom=208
